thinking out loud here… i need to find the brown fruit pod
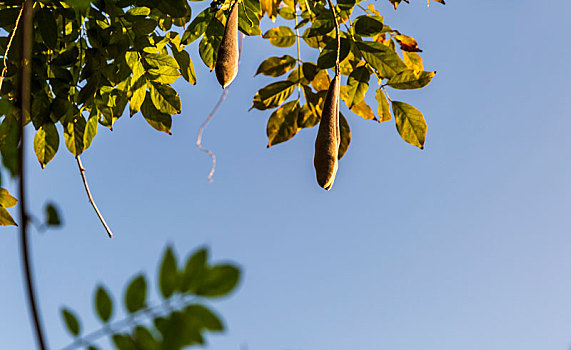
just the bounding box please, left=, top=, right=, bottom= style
left=314, top=74, right=340, bottom=190
left=215, top=0, right=240, bottom=88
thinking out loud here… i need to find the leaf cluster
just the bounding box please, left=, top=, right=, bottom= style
left=252, top=0, right=442, bottom=152
left=60, top=246, right=240, bottom=350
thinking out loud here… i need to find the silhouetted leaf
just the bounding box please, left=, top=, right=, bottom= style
left=196, top=265, right=240, bottom=297
left=181, top=248, right=207, bottom=293
left=124, top=274, right=147, bottom=313
left=61, top=308, right=81, bottom=336
left=45, top=202, right=61, bottom=227
left=159, top=246, right=178, bottom=298
left=95, top=285, right=113, bottom=322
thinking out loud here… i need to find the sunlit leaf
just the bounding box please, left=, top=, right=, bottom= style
left=150, top=83, right=181, bottom=115
left=344, top=66, right=370, bottom=107
left=375, top=88, right=392, bottom=122
left=266, top=100, right=300, bottom=147
left=0, top=207, right=16, bottom=226
left=392, top=101, right=426, bottom=149
left=387, top=70, right=435, bottom=90
left=251, top=81, right=296, bottom=110
left=0, top=188, right=17, bottom=208
left=263, top=26, right=296, bottom=48
left=355, top=40, right=407, bottom=79
left=255, top=55, right=297, bottom=77
left=63, top=115, right=86, bottom=156
left=353, top=15, right=383, bottom=36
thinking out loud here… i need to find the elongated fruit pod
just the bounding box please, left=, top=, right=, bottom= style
left=314, top=74, right=341, bottom=190
left=215, top=0, right=239, bottom=88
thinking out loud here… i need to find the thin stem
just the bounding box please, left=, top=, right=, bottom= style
left=294, top=0, right=302, bottom=100
left=76, top=155, right=113, bottom=238
left=61, top=296, right=198, bottom=350
left=0, top=3, right=24, bottom=92
left=19, top=1, right=49, bottom=349
left=196, top=33, right=245, bottom=183
left=325, top=0, right=340, bottom=76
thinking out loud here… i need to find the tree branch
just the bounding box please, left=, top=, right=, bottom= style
left=76, top=155, right=113, bottom=238
left=196, top=33, right=245, bottom=183
left=19, top=1, right=48, bottom=349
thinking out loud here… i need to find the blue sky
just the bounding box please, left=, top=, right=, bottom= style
left=3, top=0, right=571, bottom=349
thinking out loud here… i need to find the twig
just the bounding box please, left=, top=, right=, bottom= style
left=196, top=33, right=245, bottom=183
left=61, top=295, right=198, bottom=350
left=0, top=3, right=24, bottom=92
left=75, top=155, right=113, bottom=238
left=325, top=0, right=341, bottom=76
left=18, top=1, right=49, bottom=349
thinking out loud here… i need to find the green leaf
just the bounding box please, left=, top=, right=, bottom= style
left=0, top=188, right=18, bottom=208
left=83, top=116, right=98, bottom=151
left=196, top=265, right=240, bottom=297
left=375, top=88, right=392, bottom=122
left=386, top=70, right=435, bottom=90
left=338, top=112, right=351, bottom=159
left=95, top=285, right=113, bottom=322
left=159, top=246, right=178, bottom=298
left=184, top=304, right=224, bottom=331
left=129, top=78, right=146, bottom=116
left=124, top=274, right=147, bottom=313
left=255, top=55, right=297, bottom=77
left=355, top=40, right=407, bottom=79
left=63, top=115, right=86, bottom=156
left=263, top=26, right=296, bottom=48
left=344, top=66, right=370, bottom=108
left=61, top=308, right=81, bottom=337
left=112, top=334, right=137, bottom=350
left=141, top=95, right=172, bottom=134
left=127, top=7, right=151, bottom=16
left=171, top=48, right=196, bottom=85
left=392, top=101, right=427, bottom=149
left=181, top=248, right=207, bottom=293
left=238, top=0, right=262, bottom=36
left=353, top=15, right=384, bottom=36
left=181, top=9, right=213, bottom=45
left=340, top=86, right=376, bottom=121
left=317, top=37, right=350, bottom=69
left=154, top=312, right=203, bottom=348
left=150, top=83, right=181, bottom=115
left=45, top=202, right=61, bottom=227
left=0, top=207, right=17, bottom=226
left=251, top=81, right=296, bottom=110
left=145, top=52, right=180, bottom=84
left=132, top=326, right=159, bottom=349
left=266, top=100, right=300, bottom=147
left=36, top=8, right=58, bottom=50
left=198, top=18, right=224, bottom=70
